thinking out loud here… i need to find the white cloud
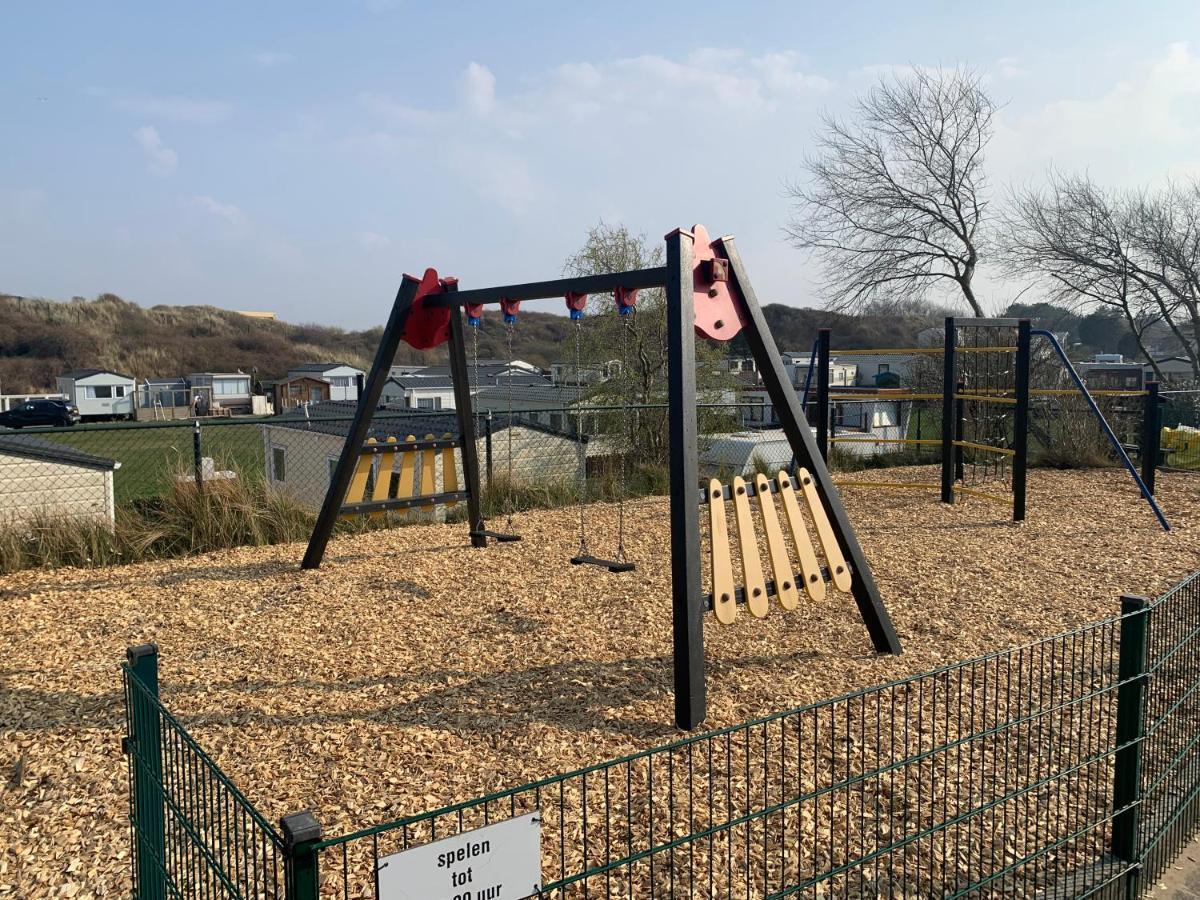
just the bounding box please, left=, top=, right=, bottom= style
left=449, top=145, right=539, bottom=216
left=115, top=93, right=232, bottom=123
left=360, top=230, right=390, bottom=250
left=993, top=41, right=1200, bottom=185
left=459, top=62, right=496, bottom=116
left=358, top=92, right=441, bottom=128
left=352, top=50, right=831, bottom=215
left=997, top=56, right=1026, bottom=79
left=133, top=125, right=178, bottom=174
left=193, top=195, right=245, bottom=225
left=253, top=51, right=293, bottom=68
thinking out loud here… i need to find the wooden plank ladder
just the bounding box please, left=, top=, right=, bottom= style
left=700, top=468, right=853, bottom=622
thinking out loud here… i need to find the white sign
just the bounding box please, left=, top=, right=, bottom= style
left=377, top=811, right=542, bottom=900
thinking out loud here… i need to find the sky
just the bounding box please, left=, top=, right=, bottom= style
left=4, top=1, right=1200, bottom=328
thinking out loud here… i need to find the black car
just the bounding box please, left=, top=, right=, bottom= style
left=0, top=399, right=81, bottom=428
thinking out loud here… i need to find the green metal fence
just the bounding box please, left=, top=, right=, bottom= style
left=123, top=569, right=1200, bottom=898
left=123, top=645, right=288, bottom=898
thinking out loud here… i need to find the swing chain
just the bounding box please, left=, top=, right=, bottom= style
left=615, top=307, right=634, bottom=562
left=574, top=316, right=588, bottom=556
left=504, top=318, right=516, bottom=531
left=471, top=319, right=484, bottom=531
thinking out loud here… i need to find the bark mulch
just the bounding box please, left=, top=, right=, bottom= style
left=1, top=468, right=1197, bottom=897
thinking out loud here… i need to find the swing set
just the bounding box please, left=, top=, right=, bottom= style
left=301, top=225, right=902, bottom=730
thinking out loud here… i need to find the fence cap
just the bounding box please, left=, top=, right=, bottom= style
left=126, top=643, right=158, bottom=664
left=280, top=809, right=323, bottom=847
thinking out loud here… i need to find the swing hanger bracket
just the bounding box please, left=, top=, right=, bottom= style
left=565, top=291, right=587, bottom=321
left=681, top=224, right=747, bottom=343
left=615, top=287, right=638, bottom=317
left=500, top=298, right=521, bottom=324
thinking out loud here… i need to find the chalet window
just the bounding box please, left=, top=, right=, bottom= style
left=877, top=364, right=890, bottom=375
left=86, top=385, right=114, bottom=399
left=417, top=398, right=434, bottom=410
left=215, top=378, right=250, bottom=396
left=272, top=446, right=286, bottom=482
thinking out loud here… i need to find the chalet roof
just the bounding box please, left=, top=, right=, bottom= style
left=474, top=384, right=586, bottom=406
left=266, top=405, right=577, bottom=441
left=289, top=362, right=361, bottom=373
left=60, top=368, right=134, bottom=380
left=0, top=433, right=120, bottom=471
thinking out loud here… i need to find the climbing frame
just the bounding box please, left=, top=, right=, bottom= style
left=701, top=469, right=854, bottom=623
left=339, top=432, right=468, bottom=519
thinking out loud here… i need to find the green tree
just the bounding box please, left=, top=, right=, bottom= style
left=562, top=222, right=739, bottom=459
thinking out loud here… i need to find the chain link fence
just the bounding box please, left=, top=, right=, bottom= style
left=0, top=388, right=1194, bottom=574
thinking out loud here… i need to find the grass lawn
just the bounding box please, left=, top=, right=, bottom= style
left=31, top=420, right=266, bottom=504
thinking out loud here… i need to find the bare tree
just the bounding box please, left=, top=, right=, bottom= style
left=1001, top=172, right=1200, bottom=380
left=1000, top=172, right=1168, bottom=379
left=1126, top=182, right=1200, bottom=374
left=786, top=67, right=995, bottom=317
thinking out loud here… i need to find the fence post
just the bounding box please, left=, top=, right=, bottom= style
left=126, top=644, right=166, bottom=900
left=1111, top=594, right=1150, bottom=869
left=816, top=328, right=830, bottom=461
left=192, top=420, right=204, bottom=495
left=1141, top=382, right=1161, bottom=495
left=1012, top=319, right=1031, bottom=521
left=940, top=316, right=957, bottom=504
left=281, top=810, right=323, bottom=900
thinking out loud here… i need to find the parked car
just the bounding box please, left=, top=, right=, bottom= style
left=0, top=399, right=81, bottom=428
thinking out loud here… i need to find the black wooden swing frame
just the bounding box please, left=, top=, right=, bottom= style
left=301, top=227, right=902, bottom=730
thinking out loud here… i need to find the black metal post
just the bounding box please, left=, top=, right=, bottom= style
left=719, top=236, right=902, bottom=656
left=816, top=329, right=831, bottom=461
left=302, top=276, right=421, bottom=569
left=954, top=382, right=965, bottom=484
left=941, top=317, right=957, bottom=504
left=1111, top=594, right=1150, bottom=865
left=665, top=228, right=706, bottom=731
left=192, top=420, right=203, bottom=495
left=1141, top=381, right=1161, bottom=495
left=1012, top=319, right=1031, bottom=521
left=126, top=644, right=165, bottom=900
left=355, top=372, right=365, bottom=405
left=445, top=290, right=487, bottom=548
left=280, top=810, right=323, bottom=900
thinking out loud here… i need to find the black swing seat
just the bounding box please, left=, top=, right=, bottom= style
left=570, top=554, right=635, bottom=573
left=470, top=529, right=522, bottom=543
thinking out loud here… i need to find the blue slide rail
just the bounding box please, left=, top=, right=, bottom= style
left=1032, top=329, right=1170, bottom=532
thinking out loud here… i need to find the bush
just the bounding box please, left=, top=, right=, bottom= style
left=0, top=470, right=316, bottom=575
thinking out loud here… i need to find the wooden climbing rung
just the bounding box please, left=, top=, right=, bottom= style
left=344, top=437, right=376, bottom=509
left=776, top=471, right=827, bottom=602
left=419, top=433, right=436, bottom=512
left=440, top=432, right=459, bottom=506
left=371, top=436, right=399, bottom=519
left=731, top=476, right=768, bottom=618
left=794, top=468, right=852, bottom=593
left=755, top=472, right=799, bottom=611
left=706, top=478, right=736, bottom=624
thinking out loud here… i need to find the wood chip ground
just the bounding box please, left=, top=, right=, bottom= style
left=1, top=468, right=1198, bottom=897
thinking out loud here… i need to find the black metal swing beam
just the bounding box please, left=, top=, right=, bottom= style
left=300, top=227, right=901, bottom=731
